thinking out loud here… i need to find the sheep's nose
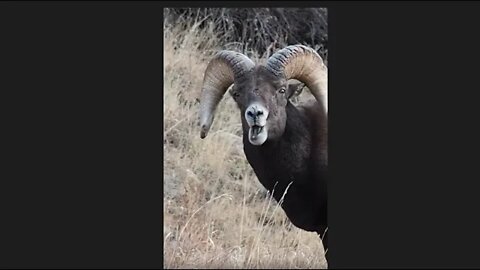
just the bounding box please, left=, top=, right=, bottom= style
left=246, top=107, right=263, bottom=119
left=245, top=103, right=268, bottom=124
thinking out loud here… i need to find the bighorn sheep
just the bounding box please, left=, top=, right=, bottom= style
left=198, top=45, right=328, bottom=256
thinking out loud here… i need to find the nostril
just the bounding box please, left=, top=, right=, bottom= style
left=257, top=110, right=263, bottom=116
left=247, top=111, right=254, bottom=117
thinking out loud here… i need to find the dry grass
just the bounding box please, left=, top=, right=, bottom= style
left=163, top=12, right=327, bottom=269
left=164, top=8, right=328, bottom=65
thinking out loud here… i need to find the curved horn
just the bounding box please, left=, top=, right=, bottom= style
left=199, top=51, right=255, bottom=139
left=266, top=45, right=328, bottom=112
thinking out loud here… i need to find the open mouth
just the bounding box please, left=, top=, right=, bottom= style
left=248, top=124, right=268, bottom=146
left=250, top=125, right=264, bottom=139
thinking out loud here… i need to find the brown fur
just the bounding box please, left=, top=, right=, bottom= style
left=229, top=66, right=328, bottom=252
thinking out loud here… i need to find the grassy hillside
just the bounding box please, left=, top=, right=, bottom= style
left=163, top=8, right=327, bottom=269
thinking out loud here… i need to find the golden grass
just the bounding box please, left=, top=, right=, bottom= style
left=163, top=18, right=327, bottom=269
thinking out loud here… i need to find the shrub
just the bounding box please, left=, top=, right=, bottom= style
left=164, top=7, right=328, bottom=65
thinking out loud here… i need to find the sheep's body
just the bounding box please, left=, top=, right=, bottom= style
left=242, top=100, right=328, bottom=249
left=198, top=45, right=328, bottom=261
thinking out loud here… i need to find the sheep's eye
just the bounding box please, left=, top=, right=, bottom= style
left=279, top=87, right=286, bottom=94
left=231, top=91, right=240, bottom=98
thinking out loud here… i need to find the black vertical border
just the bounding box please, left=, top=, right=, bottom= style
left=1, top=1, right=164, bottom=268
left=329, top=2, right=480, bottom=268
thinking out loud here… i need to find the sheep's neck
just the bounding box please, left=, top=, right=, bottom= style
left=244, top=103, right=313, bottom=196
left=242, top=102, right=327, bottom=234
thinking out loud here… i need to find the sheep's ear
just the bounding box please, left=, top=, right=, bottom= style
left=287, top=82, right=305, bottom=99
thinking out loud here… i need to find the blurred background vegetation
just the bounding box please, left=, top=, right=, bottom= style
left=164, top=7, right=328, bottom=66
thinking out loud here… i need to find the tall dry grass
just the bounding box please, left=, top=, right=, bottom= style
left=164, top=13, right=327, bottom=269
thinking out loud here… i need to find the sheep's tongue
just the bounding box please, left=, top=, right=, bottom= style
left=251, top=126, right=262, bottom=139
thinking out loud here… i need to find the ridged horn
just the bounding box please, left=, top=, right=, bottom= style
left=266, top=45, right=328, bottom=112
left=199, top=51, right=255, bottom=139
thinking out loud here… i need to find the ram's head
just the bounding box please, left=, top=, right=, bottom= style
left=199, top=45, right=328, bottom=146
